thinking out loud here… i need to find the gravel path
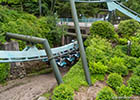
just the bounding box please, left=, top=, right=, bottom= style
left=0, top=72, right=65, bottom=100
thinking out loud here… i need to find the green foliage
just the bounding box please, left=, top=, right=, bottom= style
left=0, top=63, right=10, bottom=82
left=90, top=21, right=116, bottom=39
left=85, top=36, right=112, bottom=65
left=116, top=84, right=133, bottom=98
left=118, top=38, right=128, bottom=45
left=124, top=0, right=140, bottom=14
left=55, top=1, right=106, bottom=18
left=128, top=75, right=140, bottom=95
left=89, top=62, right=108, bottom=75
left=91, top=74, right=105, bottom=81
left=107, top=73, right=123, bottom=89
left=129, top=30, right=140, bottom=43
left=112, top=44, right=140, bottom=70
left=63, top=60, right=88, bottom=91
left=96, top=86, right=116, bottom=100
left=131, top=42, right=140, bottom=57
left=0, top=6, right=65, bottom=48
left=107, top=56, right=128, bottom=76
left=0, top=0, right=37, bottom=4
left=113, top=45, right=128, bottom=56
left=118, top=19, right=140, bottom=38
left=124, top=56, right=139, bottom=70
left=52, top=84, right=74, bottom=100
left=133, top=65, right=140, bottom=76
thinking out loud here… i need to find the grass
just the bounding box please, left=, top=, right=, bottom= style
left=62, top=60, right=89, bottom=91
left=42, top=92, right=52, bottom=100
left=62, top=59, right=105, bottom=91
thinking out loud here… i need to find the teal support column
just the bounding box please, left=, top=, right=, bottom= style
left=70, top=0, right=92, bottom=86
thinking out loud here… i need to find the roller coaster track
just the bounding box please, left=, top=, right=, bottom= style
left=64, top=0, right=140, bottom=22
left=107, top=1, right=140, bottom=22
left=0, top=41, right=80, bottom=67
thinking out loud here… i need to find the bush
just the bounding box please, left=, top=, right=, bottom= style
left=52, top=84, right=74, bottom=100
left=89, top=62, right=108, bottom=75
left=113, top=45, right=127, bottom=56
left=118, top=19, right=140, bottom=37
left=0, top=6, right=65, bottom=47
left=107, top=73, right=123, bottom=89
left=90, top=21, right=116, bottom=39
left=85, top=36, right=112, bottom=65
left=133, top=65, right=140, bottom=76
left=124, top=56, right=139, bottom=70
left=107, top=56, right=128, bottom=76
left=131, top=42, right=140, bottom=57
left=96, top=86, right=116, bottom=100
left=116, top=84, right=133, bottom=98
left=128, top=76, right=140, bottom=95
left=118, top=38, right=128, bottom=45
left=0, top=63, right=10, bottom=82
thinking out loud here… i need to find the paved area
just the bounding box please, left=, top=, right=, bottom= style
left=0, top=72, right=65, bottom=100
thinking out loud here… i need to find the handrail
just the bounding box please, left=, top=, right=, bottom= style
left=60, top=18, right=104, bottom=22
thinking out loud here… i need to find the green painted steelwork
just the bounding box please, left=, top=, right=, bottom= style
left=39, top=0, right=42, bottom=16
left=0, top=41, right=78, bottom=63
left=70, top=0, right=92, bottom=86
left=6, top=32, right=63, bottom=85
left=63, top=0, right=140, bottom=22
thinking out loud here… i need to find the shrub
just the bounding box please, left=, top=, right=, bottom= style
left=118, top=19, right=140, bottom=37
left=133, top=65, right=140, bottom=76
left=89, top=62, right=108, bottom=75
left=118, top=38, right=128, bottom=45
left=52, top=84, right=74, bottom=100
left=113, top=45, right=127, bottom=56
left=0, top=63, right=10, bottom=82
left=116, top=84, right=133, bottom=97
left=96, top=86, right=116, bottom=100
left=131, top=42, right=140, bottom=57
left=0, top=6, right=65, bottom=47
left=124, top=56, right=139, bottom=70
left=108, top=56, right=128, bottom=76
left=128, top=76, right=140, bottom=95
left=90, top=21, right=116, bottom=39
left=85, top=36, right=112, bottom=65
left=107, top=73, right=123, bottom=89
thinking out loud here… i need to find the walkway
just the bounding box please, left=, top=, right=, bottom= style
left=0, top=71, right=66, bottom=100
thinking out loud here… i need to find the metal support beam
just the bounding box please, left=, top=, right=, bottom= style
left=70, top=0, right=92, bottom=86
left=6, top=32, right=63, bottom=85
left=39, top=0, right=42, bottom=16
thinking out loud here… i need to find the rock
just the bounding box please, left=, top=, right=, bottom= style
left=37, top=96, right=46, bottom=100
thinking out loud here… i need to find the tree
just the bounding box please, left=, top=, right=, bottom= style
left=0, top=0, right=37, bottom=11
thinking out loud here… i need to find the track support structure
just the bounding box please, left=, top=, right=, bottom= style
left=70, top=0, right=92, bottom=86
left=6, top=32, right=63, bottom=85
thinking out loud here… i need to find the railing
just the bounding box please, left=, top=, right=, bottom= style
left=107, top=1, right=140, bottom=22
left=60, top=17, right=104, bottom=23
